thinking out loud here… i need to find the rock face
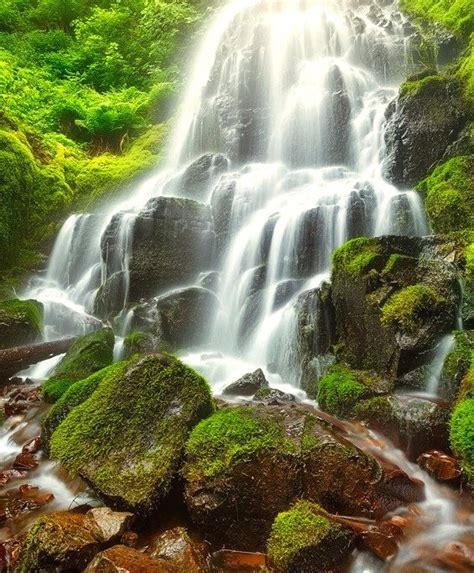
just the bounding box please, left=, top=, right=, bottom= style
left=331, top=236, right=461, bottom=379
left=42, top=328, right=115, bottom=402
left=183, top=405, right=423, bottom=550
left=84, top=545, right=172, bottom=573
left=49, top=354, right=213, bottom=514
left=0, top=299, right=43, bottom=350
left=102, top=197, right=215, bottom=302
left=155, top=287, right=219, bottom=350
left=383, top=75, right=468, bottom=187
left=146, top=527, right=209, bottom=573
left=223, top=369, right=269, bottom=397
left=267, top=501, right=354, bottom=573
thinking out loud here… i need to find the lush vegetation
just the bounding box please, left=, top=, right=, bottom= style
left=0, top=0, right=211, bottom=282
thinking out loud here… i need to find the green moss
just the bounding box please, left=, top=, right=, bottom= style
left=418, top=156, right=474, bottom=234
left=123, top=331, right=156, bottom=358
left=381, top=284, right=445, bottom=334
left=0, top=298, right=43, bottom=349
left=43, top=328, right=114, bottom=402
left=450, top=394, right=474, bottom=487
left=50, top=354, right=213, bottom=512
left=382, top=254, right=417, bottom=276
left=354, top=396, right=397, bottom=428
left=267, top=500, right=352, bottom=573
left=400, top=74, right=446, bottom=97
left=184, top=407, right=297, bottom=481
left=317, top=366, right=372, bottom=419
left=332, top=238, right=381, bottom=279
left=400, top=0, right=474, bottom=39
left=441, top=331, right=474, bottom=394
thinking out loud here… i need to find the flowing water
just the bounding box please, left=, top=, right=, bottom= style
left=8, top=0, right=473, bottom=569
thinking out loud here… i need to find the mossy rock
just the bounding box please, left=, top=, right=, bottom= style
left=42, top=328, right=115, bottom=402
left=355, top=394, right=450, bottom=460
left=123, top=331, right=158, bottom=358
left=183, top=404, right=421, bottom=550
left=0, top=299, right=43, bottom=350
left=267, top=501, right=354, bottom=573
left=439, top=331, right=474, bottom=401
left=418, top=156, right=474, bottom=234
left=41, top=362, right=127, bottom=452
left=15, top=512, right=100, bottom=573
left=316, top=365, right=390, bottom=419
left=50, top=354, right=213, bottom=514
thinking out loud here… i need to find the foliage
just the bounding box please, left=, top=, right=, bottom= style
left=43, top=328, right=115, bottom=402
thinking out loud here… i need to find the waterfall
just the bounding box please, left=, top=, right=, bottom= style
left=24, top=0, right=427, bottom=391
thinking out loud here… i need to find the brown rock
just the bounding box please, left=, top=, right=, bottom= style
left=85, top=507, right=134, bottom=544
left=211, top=550, right=268, bottom=571
left=84, top=545, right=174, bottom=572
left=417, top=450, right=462, bottom=482
left=0, top=469, right=27, bottom=487
left=146, top=527, right=209, bottom=572
left=22, top=436, right=42, bottom=454
left=121, top=531, right=139, bottom=548
left=13, top=452, right=38, bottom=471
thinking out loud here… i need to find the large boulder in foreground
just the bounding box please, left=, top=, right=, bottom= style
left=0, top=299, right=42, bottom=350
left=49, top=354, right=213, bottom=514
left=101, top=197, right=215, bottom=302
left=383, top=74, right=468, bottom=187
left=43, top=328, right=115, bottom=402
left=183, top=405, right=423, bottom=550
left=267, top=501, right=354, bottom=573
left=331, top=236, right=461, bottom=379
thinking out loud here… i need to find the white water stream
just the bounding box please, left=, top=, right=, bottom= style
left=9, top=0, right=473, bottom=569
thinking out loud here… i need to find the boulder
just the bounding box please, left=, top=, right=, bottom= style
left=253, top=387, right=296, bottom=404
left=84, top=545, right=173, bottom=573
left=15, top=512, right=100, bottom=573
left=222, top=369, right=269, bottom=397
left=417, top=451, right=461, bottom=483
left=155, top=287, right=219, bottom=350
left=355, top=394, right=450, bottom=460
left=84, top=508, right=134, bottom=545
left=384, top=75, right=468, bottom=187
left=93, top=271, right=127, bottom=319
left=49, top=354, right=213, bottom=514
left=146, top=527, right=209, bottom=573
left=438, top=330, right=474, bottom=402
left=331, top=236, right=461, bottom=379
left=267, top=501, right=354, bottom=573
left=42, top=328, right=115, bottom=402
left=183, top=404, right=423, bottom=550
left=0, top=300, right=42, bottom=350
left=198, top=271, right=221, bottom=293
left=123, top=331, right=158, bottom=358
left=102, top=197, right=215, bottom=302
left=210, top=177, right=236, bottom=258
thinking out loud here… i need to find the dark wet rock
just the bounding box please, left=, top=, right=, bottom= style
left=22, top=436, right=42, bottom=455
left=211, top=549, right=267, bottom=572
left=183, top=404, right=423, bottom=550
left=15, top=512, right=101, bottom=572
left=121, top=531, right=139, bottom=549
left=347, top=184, right=377, bottom=239
left=384, top=76, right=468, bottom=186
left=49, top=355, right=213, bottom=515
left=223, top=369, right=269, bottom=397
left=84, top=508, right=134, bottom=545
left=42, top=328, right=115, bottom=403
left=93, top=271, right=127, bottom=319
left=254, top=387, right=296, bottom=404
left=104, top=197, right=215, bottom=302
left=13, top=452, right=38, bottom=471
left=146, top=527, right=209, bottom=573
left=0, top=470, right=27, bottom=488
left=0, top=299, right=43, bottom=350
left=273, top=280, right=305, bottom=310
left=1, top=485, right=54, bottom=522
left=123, top=331, right=158, bottom=358
left=166, top=153, right=229, bottom=202
left=355, top=394, right=450, bottom=460
left=267, top=500, right=354, bottom=573
left=332, top=236, right=461, bottom=379
left=417, top=450, right=462, bottom=482
left=84, top=545, right=173, bottom=573
left=155, top=287, right=219, bottom=350
left=211, top=177, right=236, bottom=258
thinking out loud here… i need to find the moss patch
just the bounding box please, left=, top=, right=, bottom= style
left=450, top=389, right=474, bottom=487
left=381, top=284, right=445, bottom=334
left=184, top=407, right=297, bottom=481
left=42, top=328, right=114, bottom=402
left=0, top=298, right=43, bottom=349
left=332, top=238, right=381, bottom=278
left=50, top=354, right=213, bottom=513
left=123, top=331, right=157, bottom=358
left=267, top=500, right=353, bottom=573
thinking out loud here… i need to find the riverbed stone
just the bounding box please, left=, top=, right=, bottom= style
left=49, top=354, right=213, bottom=514
left=84, top=545, right=173, bottom=573
left=146, top=527, right=209, bottom=573
left=223, top=369, right=269, bottom=397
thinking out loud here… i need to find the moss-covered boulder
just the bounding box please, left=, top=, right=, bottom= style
left=183, top=404, right=423, bottom=549
left=383, top=74, right=468, bottom=187
left=355, top=394, right=450, bottom=460
left=42, top=362, right=127, bottom=452
left=42, top=328, right=115, bottom=402
left=331, top=236, right=461, bottom=379
left=15, top=512, right=101, bottom=573
left=0, top=299, right=43, bottom=350
left=450, top=361, right=474, bottom=487
left=438, top=331, right=474, bottom=401
left=267, top=501, right=354, bottom=573
left=317, top=366, right=390, bottom=418
left=50, top=354, right=213, bottom=514
left=123, top=331, right=158, bottom=358
left=418, top=156, right=474, bottom=234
